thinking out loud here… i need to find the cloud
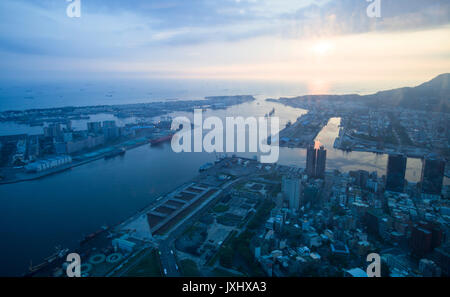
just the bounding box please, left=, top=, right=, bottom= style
left=281, top=0, right=450, bottom=39
left=1, top=0, right=448, bottom=57
left=0, top=0, right=449, bottom=81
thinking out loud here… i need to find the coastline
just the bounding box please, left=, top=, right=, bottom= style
left=0, top=137, right=151, bottom=185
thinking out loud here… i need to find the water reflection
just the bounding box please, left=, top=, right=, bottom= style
left=314, top=117, right=424, bottom=183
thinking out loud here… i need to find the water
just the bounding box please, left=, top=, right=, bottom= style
left=0, top=145, right=216, bottom=276
left=166, top=99, right=425, bottom=182
left=0, top=78, right=405, bottom=111
left=0, top=82, right=446, bottom=276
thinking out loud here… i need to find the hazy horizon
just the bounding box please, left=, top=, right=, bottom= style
left=0, top=74, right=445, bottom=112
left=0, top=0, right=449, bottom=96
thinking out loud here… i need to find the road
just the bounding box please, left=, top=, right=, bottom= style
left=158, top=241, right=180, bottom=277
left=156, top=175, right=251, bottom=277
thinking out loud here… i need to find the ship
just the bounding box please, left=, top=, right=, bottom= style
left=80, top=225, right=109, bottom=245
left=265, top=108, right=276, bottom=118
left=150, top=134, right=174, bottom=146
left=199, top=162, right=214, bottom=172
left=214, top=153, right=227, bottom=164
left=104, top=148, right=126, bottom=159
left=155, top=117, right=173, bottom=129
left=28, top=246, right=69, bottom=274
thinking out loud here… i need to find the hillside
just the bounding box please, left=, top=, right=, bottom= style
left=274, top=74, right=450, bottom=113
left=364, top=73, right=450, bottom=112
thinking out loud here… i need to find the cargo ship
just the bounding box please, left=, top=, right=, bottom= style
left=104, top=148, right=126, bottom=159
left=80, top=225, right=109, bottom=245
left=265, top=108, right=275, bottom=118
left=28, top=246, right=69, bottom=274
left=199, top=162, right=214, bottom=172
left=150, top=134, right=173, bottom=146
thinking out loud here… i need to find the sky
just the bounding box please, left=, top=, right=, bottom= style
left=0, top=0, right=449, bottom=87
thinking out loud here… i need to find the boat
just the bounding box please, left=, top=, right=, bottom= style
left=155, top=117, right=173, bottom=129
left=28, top=246, right=69, bottom=273
left=150, top=134, right=173, bottom=146
left=199, top=162, right=214, bottom=172
left=214, top=153, right=227, bottom=164
left=104, top=148, right=126, bottom=159
left=80, top=226, right=109, bottom=245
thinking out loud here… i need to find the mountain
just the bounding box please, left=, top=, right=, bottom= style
left=364, top=73, right=450, bottom=112
left=274, top=74, right=450, bottom=113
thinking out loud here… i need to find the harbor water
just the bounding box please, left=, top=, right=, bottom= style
left=0, top=88, right=447, bottom=276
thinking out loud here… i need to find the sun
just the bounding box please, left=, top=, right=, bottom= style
left=311, top=41, right=334, bottom=56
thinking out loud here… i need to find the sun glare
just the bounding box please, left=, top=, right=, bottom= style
left=312, top=41, right=334, bottom=56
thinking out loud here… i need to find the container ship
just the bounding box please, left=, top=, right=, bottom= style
left=27, top=246, right=69, bottom=275
left=265, top=108, right=276, bottom=118
left=80, top=225, right=109, bottom=246
left=199, top=162, right=214, bottom=172
left=268, top=108, right=275, bottom=116
left=150, top=134, right=174, bottom=146
left=104, top=148, right=126, bottom=159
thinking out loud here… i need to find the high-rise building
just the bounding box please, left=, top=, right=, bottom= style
left=350, top=170, right=370, bottom=188
left=66, top=120, right=72, bottom=131
left=306, top=142, right=327, bottom=179
left=282, top=176, right=302, bottom=211
left=306, top=143, right=316, bottom=178
left=421, top=156, right=445, bottom=196
left=87, top=122, right=102, bottom=134
left=435, top=247, right=450, bottom=276
left=26, top=135, right=40, bottom=159
left=419, top=259, right=441, bottom=277
left=316, top=145, right=327, bottom=179
left=44, top=123, right=62, bottom=139
left=102, top=121, right=120, bottom=140
left=410, top=225, right=432, bottom=257
left=385, top=154, right=407, bottom=193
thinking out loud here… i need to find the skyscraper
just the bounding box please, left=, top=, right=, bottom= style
left=87, top=122, right=102, bottom=134
left=316, top=145, right=327, bottom=179
left=282, top=176, right=302, bottom=211
left=102, top=121, right=120, bottom=140
left=44, top=123, right=62, bottom=139
left=421, top=156, right=445, bottom=196
left=306, top=142, right=327, bottom=179
left=306, top=143, right=316, bottom=178
left=385, top=154, right=407, bottom=193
